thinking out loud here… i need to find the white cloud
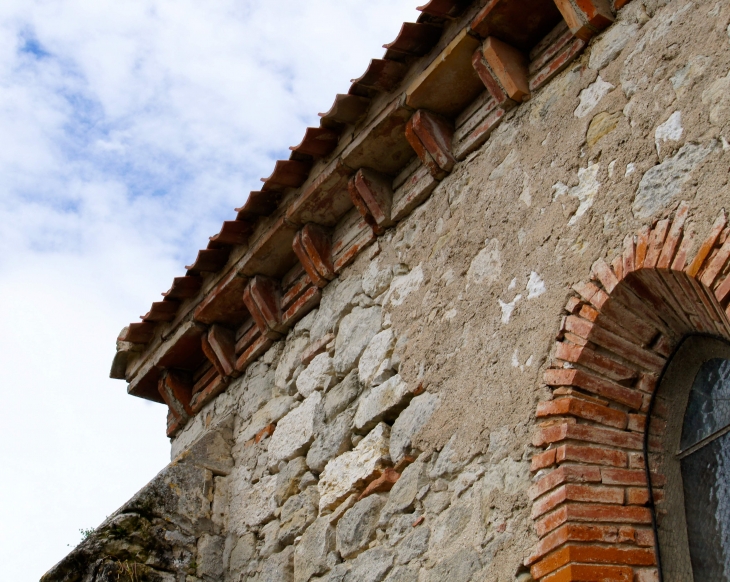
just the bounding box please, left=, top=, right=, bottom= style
left=0, top=0, right=419, bottom=578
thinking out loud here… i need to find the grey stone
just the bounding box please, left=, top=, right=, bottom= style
left=318, top=423, right=391, bottom=512
left=390, top=393, right=440, bottom=464
left=633, top=142, right=716, bottom=219
left=268, top=392, right=324, bottom=464
left=178, top=429, right=233, bottom=476
left=344, top=546, right=394, bottom=582
left=358, top=329, right=396, bottom=387
left=588, top=22, right=639, bottom=70
left=229, top=533, right=257, bottom=574
left=261, top=520, right=282, bottom=557
left=240, top=367, right=277, bottom=421
left=278, top=502, right=317, bottom=546
left=260, top=546, right=295, bottom=582
left=702, top=72, right=730, bottom=127
left=324, top=371, right=361, bottom=421
left=275, top=457, right=309, bottom=505
left=307, top=409, right=353, bottom=473
left=383, top=566, right=419, bottom=582
left=310, top=276, right=364, bottom=341
left=197, top=534, right=225, bottom=579
left=355, top=375, right=412, bottom=433
left=275, top=334, right=311, bottom=394
left=336, top=494, right=386, bottom=558
left=429, top=502, right=472, bottom=551
left=380, top=462, right=428, bottom=525
left=231, top=474, right=277, bottom=530
left=238, top=396, right=298, bottom=443
left=429, top=435, right=470, bottom=479
left=333, top=306, right=382, bottom=375
left=297, top=353, right=337, bottom=397
left=422, top=491, right=450, bottom=516
left=385, top=514, right=417, bottom=546
left=395, top=526, right=430, bottom=565
left=363, top=259, right=394, bottom=298
left=212, top=475, right=230, bottom=531
left=425, top=548, right=481, bottom=582
left=293, top=517, right=336, bottom=582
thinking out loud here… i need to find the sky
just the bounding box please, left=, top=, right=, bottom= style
left=0, top=1, right=419, bottom=578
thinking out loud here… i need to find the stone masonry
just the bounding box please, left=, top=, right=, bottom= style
left=43, top=0, right=730, bottom=580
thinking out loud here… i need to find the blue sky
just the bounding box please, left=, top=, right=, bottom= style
left=0, top=1, right=418, bottom=578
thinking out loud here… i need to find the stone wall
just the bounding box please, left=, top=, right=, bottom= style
left=44, top=0, right=730, bottom=579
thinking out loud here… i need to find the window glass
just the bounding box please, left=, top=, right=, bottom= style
left=681, top=358, right=730, bottom=580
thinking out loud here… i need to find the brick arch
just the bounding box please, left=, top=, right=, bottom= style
left=526, top=201, right=730, bottom=582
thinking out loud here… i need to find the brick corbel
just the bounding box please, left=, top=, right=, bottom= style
left=347, top=168, right=394, bottom=235
left=158, top=369, right=193, bottom=434
left=405, top=110, right=456, bottom=180
left=201, top=324, right=237, bottom=378
left=292, top=223, right=335, bottom=288
left=553, top=0, right=614, bottom=41
left=243, top=275, right=286, bottom=339
left=472, top=36, right=530, bottom=106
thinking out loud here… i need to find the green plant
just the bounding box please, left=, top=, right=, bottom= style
left=79, top=527, right=95, bottom=540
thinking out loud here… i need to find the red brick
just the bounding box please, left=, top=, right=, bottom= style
left=526, top=523, right=619, bottom=565
left=255, top=423, right=275, bottom=443
left=281, top=285, right=321, bottom=328
left=532, top=448, right=558, bottom=471
left=626, top=487, right=649, bottom=505
left=643, top=219, right=669, bottom=269
left=405, top=110, right=455, bottom=179
left=453, top=105, right=506, bottom=160
left=657, top=202, right=689, bottom=268
left=556, top=338, right=638, bottom=382
left=158, top=371, right=193, bottom=418
left=591, top=258, right=619, bottom=293
left=565, top=296, right=583, bottom=314
left=206, top=324, right=236, bottom=377
left=190, top=373, right=228, bottom=414
left=544, top=367, right=644, bottom=410
left=686, top=211, right=726, bottom=277
left=628, top=452, right=645, bottom=470
left=622, top=234, right=636, bottom=277
left=349, top=168, right=393, bottom=234
left=556, top=444, right=627, bottom=468
left=671, top=230, right=695, bottom=271
left=235, top=334, right=273, bottom=372
left=573, top=281, right=609, bottom=310
left=702, top=236, right=730, bottom=288
left=541, top=563, right=633, bottom=582
left=536, top=503, right=652, bottom=537
left=359, top=467, right=400, bottom=500
left=530, top=466, right=602, bottom=500
left=532, top=35, right=587, bottom=90
left=635, top=225, right=650, bottom=269
left=532, top=544, right=656, bottom=579
left=481, top=36, right=530, bottom=102
left=531, top=484, right=624, bottom=519
left=537, top=396, right=628, bottom=430
left=634, top=529, right=656, bottom=547
left=563, top=316, right=666, bottom=374
left=611, top=254, right=623, bottom=282
left=292, top=223, right=334, bottom=288
left=300, top=333, right=335, bottom=366
left=243, top=275, right=285, bottom=339
left=472, top=46, right=510, bottom=105
left=535, top=423, right=643, bottom=451
left=601, top=468, right=659, bottom=487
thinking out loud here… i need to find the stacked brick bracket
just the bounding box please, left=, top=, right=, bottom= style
left=113, top=0, right=627, bottom=441
left=528, top=201, right=730, bottom=581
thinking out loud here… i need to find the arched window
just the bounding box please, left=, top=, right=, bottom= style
left=655, top=337, right=730, bottom=581
left=679, top=357, right=730, bottom=579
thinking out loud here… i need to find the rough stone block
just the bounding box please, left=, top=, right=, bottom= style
left=336, top=494, right=386, bottom=558
left=333, top=306, right=383, bottom=375
left=358, top=329, right=396, bottom=387
left=230, top=473, right=277, bottom=530
left=379, top=462, right=429, bottom=525
left=275, top=334, right=310, bottom=394
left=293, top=516, right=336, bottom=582
left=268, top=392, right=324, bottom=464
left=275, top=456, right=309, bottom=506
left=297, top=353, right=337, bottom=397
left=197, top=534, right=225, bottom=579
left=390, top=392, right=440, bottom=464
left=318, top=422, right=392, bottom=512
left=355, top=375, right=412, bottom=433
left=237, top=396, right=297, bottom=443
left=310, top=275, right=363, bottom=341
left=324, top=370, right=362, bottom=421
left=307, top=409, right=354, bottom=473
left=344, top=546, right=395, bottom=582
left=260, top=545, right=295, bottom=582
